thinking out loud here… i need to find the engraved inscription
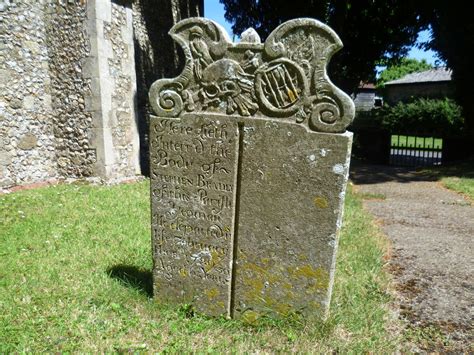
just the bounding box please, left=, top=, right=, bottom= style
left=150, top=116, right=237, bottom=315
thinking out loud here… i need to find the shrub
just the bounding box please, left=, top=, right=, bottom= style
left=379, top=98, right=464, bottom=136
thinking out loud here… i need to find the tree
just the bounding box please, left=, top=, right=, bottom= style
left=425, top=1, right=474, bottom=143
left=220, top=0, right=429, bottom=94
left=377, top=58, right=433, bottom=88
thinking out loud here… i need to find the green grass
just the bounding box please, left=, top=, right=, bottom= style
left=419, top=159, right=474, bottom=201
left=391, top=135, right=443, bottom=149
left=0, top=181, right=397, bottom=352
left=442, top=177, right=474, bottom=201
left=439, top=161, right=474, bottom=201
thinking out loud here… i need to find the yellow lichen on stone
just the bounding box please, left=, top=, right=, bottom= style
left=243, top=262, right=268, bottom=275
left=244, top=273, right=265, bottom=294
left=205, top=287, right=219, bottom=300
left=298, top=254, right=308, bottom=261
left=293, top=264, right=319, bottom=278
left=204, top=250, right=223, bottom=272
left=240, top=262, right=268, bottom=304
left=238, top=261, right=296, bottom=317
left=238, top=250, right=247, bottom=259
left=289, top=264, right=330, bottom=291
left=242, top=310, right=260, bottom=324
left=274, top=301, right=292, bottom=315
left=314, top=196, right=328, bottom=208
left=260, top=295, right=292, bottom=316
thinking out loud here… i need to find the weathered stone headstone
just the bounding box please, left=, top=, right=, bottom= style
left=149, top=17, right=354, bottom=320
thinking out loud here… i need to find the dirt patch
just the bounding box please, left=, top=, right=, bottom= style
left=0, top=176, right=145, bottom=195
left=351, top=163, right=473, bottom=352
left=0, top=179, right=60, bottom=194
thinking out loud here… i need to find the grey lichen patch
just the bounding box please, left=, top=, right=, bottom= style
left=332, top=163, right=345, bottom=175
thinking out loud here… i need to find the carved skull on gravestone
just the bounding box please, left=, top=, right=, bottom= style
left=199, top=58, right=258, bottom=116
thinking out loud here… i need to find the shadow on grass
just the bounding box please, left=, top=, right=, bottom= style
left=350, top=158, right=474, bottom=185
left=107, top=265, right=153, bottom=297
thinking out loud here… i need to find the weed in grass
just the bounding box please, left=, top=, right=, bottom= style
left=404, top=324, right=450, bottom=352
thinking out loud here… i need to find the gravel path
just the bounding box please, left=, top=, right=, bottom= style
left=350, top=163, right=473, bottom=352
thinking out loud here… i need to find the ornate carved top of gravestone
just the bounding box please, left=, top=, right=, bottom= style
left=149, top=18, right=354, bottom=133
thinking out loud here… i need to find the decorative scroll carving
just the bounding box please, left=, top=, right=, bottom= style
left=149, top=17, right=354, bottom=133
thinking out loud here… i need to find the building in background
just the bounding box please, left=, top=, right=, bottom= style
left=353, top=82, right=383, bottom=111
left=383, top=67, right=453, bottom=105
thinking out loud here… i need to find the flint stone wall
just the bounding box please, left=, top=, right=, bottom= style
left=0, top=0, right=139, bottom=187
left=1, top=1, right=58, bottom=187
left=46, top=1, right=95, bottom=178
left=1, top=0, right=203, bottom=188
left=149, top=18, right=355, bottom=320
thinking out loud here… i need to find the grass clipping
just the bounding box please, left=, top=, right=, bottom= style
left=0, top=181, right=397, bottom=352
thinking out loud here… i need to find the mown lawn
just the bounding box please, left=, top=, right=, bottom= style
left=0, top=181, right=397, bottom=352
left=422, top=159, right=474, bottom=201
left=443, top=176, right=474, bottom=201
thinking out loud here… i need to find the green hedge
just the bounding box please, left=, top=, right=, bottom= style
left=351, top=98, right=464, bottom=137
left=381, top=98, right=464, bottom=136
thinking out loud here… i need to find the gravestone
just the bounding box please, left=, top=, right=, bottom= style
left=148, top=17, right=354, bottom=320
